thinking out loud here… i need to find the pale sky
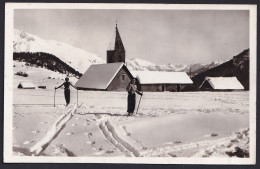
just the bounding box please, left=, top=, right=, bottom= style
left=14, top=9, right=249, bottom=65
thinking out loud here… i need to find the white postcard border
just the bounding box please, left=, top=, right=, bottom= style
left=4, top=3, right=257, bottom=164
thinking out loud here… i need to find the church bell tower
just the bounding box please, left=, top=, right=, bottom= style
left=107, top=23, right=125, bottom=63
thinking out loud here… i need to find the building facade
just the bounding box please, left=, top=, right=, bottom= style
left=107, top=66, right=133, bottom=91
left=132, top=71, right=193, bottom=92
left=140, top=84, right=184, bottom=92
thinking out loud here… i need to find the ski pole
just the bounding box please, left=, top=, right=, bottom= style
left=136, top=92, right=143, bottom=115
left=77, top=89, right=78, bottom=107
left=54, top=88, right=56, bottom=107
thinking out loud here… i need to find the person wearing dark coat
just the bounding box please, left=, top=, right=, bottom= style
left=55, top=77, right=76, bottom=106
left=126, top=78, right=143, bottom=116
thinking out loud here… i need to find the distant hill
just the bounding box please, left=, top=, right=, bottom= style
left=188, top=60, right=226, bottom=77
left=13, top=29, right=105, bottom=74
left=183, top=49, right=249, bottom=91
left=13, top=52, right=83, bottom=78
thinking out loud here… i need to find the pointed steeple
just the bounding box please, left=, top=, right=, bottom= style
left=107, top=23, right=126, bottom=63
left=114, top=24, right=125, bottom=52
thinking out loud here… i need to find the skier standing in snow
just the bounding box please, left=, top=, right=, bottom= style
left=55, top=77, right=76, bottom=106
left=126, top=78, right=143, bottom=116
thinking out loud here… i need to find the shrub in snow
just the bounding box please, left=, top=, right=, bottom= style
left=211, top=133, right=218, bottom=137
left=226, top=147, right=249, bottom=158
left=38, top=86, right=46, bottom=89
left=15, top=71, right=28, bottom=77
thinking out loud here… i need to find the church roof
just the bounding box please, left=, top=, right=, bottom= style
left=107, top=25, right=125, bottom=51
left=199, top=77, right=244, bottom=90
left=131, top=71, right=193, bottom=84
left=75, top=62, right=127, bottom=90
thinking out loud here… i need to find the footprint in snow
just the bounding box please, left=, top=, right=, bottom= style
left=66, top=132, right=74, bottom=136
left=40, top=121, right=48, bottom=124
left=94, top=151, right=106, bottom=155
left=106, top=150, right=114, bottom=154
left=23, top=140, right=34, bottom=145
left=32, top=130, right=40, bottom=134
left=86, top=120, right=91, bottom=125
left=174, top=141, right=181, bottom=144
left=86, top=141, right=91, bottom=144
left=71, top=123, right=78, bottom=127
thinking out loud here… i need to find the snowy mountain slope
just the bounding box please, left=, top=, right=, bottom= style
left=126, top=58, right=225, bottom=73
left=13, top=29, right=105, bottom=73
left=159, top=62, right=189, bottom=72
left=126, top=58, right=157, bottom=71
left=13, top=61, right=78, bottom=89
left=126, top=58, right=187, bottom=71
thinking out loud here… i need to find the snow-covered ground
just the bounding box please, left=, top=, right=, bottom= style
left=13, top=88, right=249, bottom=157
left=12, top=60, right=250, bottom=158
left=9, top=56, right=249, bottom=159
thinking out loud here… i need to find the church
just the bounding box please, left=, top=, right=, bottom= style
left=75, top=24, right=193, bottom=92
left=75, top=24, right=134, bottom=91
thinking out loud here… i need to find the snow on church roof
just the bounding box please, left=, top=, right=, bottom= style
left=75, top=62, right=127, bottom=90
left=131, top=71, right=193, bottom=84
left=200, top=77, right=244, bottom=90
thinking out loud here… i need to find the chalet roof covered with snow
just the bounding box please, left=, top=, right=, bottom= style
left=18, top=82, right=36, bottom=89
left=200, top=77, right=244, bottom=90
left=131, top=71, right=193, bottom=84
left=75, top=62, right=127, bottom=90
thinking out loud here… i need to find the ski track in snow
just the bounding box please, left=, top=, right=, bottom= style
left=14, top=105, right=249, bottom=157
left=13, top=91, right=249, bottom=157
left=29, top=104, right=80, bottom=155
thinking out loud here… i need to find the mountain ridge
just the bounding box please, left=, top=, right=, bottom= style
left=183, top=49, right=249, bottom=91
left=13, top=29, right=105, bottom=73
left=126, top=57, right=225, bottom=75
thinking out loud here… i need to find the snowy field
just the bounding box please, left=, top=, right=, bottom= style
left=13, top=88, right=249, bottom=157
left=11, top=60, right=250, bottom=157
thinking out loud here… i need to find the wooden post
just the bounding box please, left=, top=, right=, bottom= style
left=77, top=90, right=78, bottom=107
left=54, top=89, right=56, bottom=107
